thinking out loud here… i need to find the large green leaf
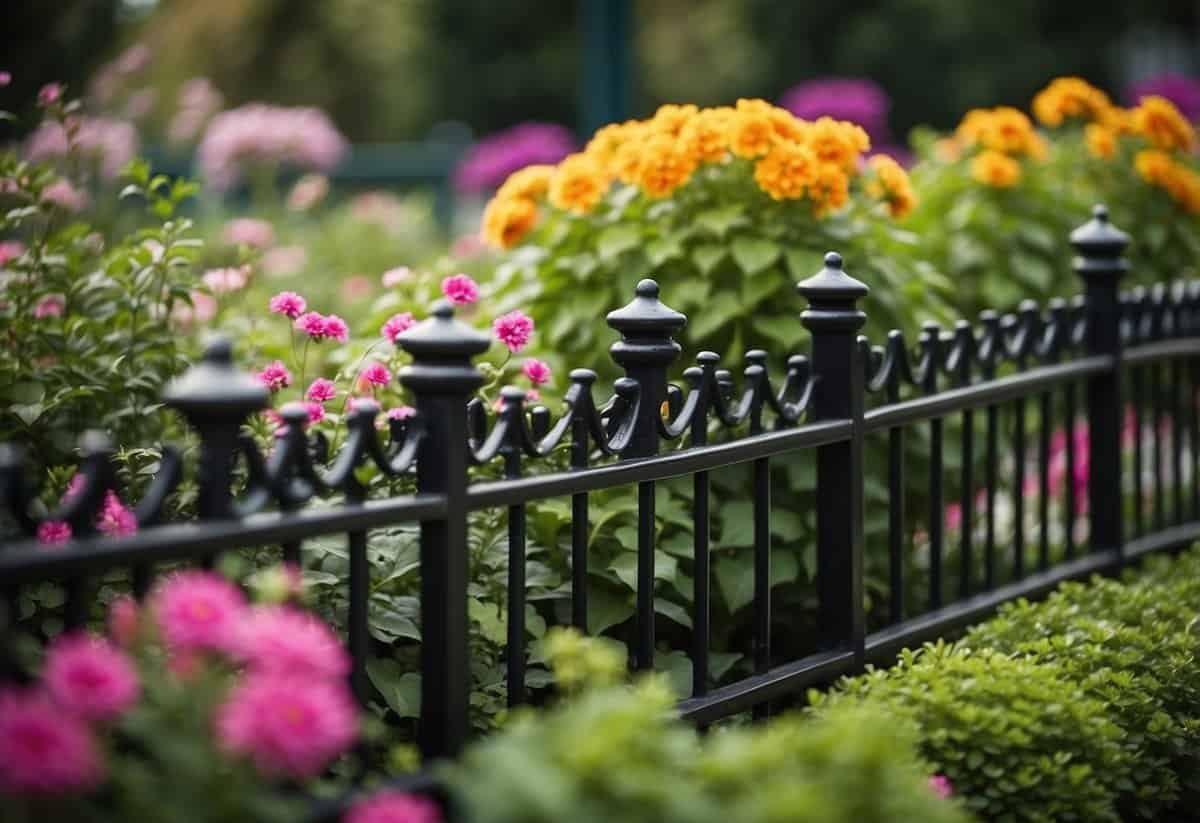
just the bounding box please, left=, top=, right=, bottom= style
left=715, top=549, right=800, bottom=613
left=596, top=224, right=642, bottom=263
left=731, top=236, right=782, bottom=275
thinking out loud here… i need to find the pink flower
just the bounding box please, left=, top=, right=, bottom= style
left=345, top=791, right=443, bottom=823
left=358, top=362, right=392, bottom=389
left=262, top=245, right=308, bottom=277
left=96, top=490, right=137, bottom=538
left=341, top=275, right=372, bottom=303
left=173, top=290, right=218, bottom=328
left=522, top=358, right=551, bottom=385
left=493, top=310, right=534, bottom=352
left=928, top=774, right=953, bottom=799
left=381, top=266, right=412, bottom=288
left=44, top=632, right=140, bottom=722
left=387, top=406, right=416, bottom=421
left=41, top=179, right=87, bottom=212
left=234, top=606, right=350, bottom=681
left=0, top=72, right=10, bottom=87
left=202, top=265, right=250, bottom=294
left=168, top=77, right=223, bottom=145
left=0, top=240, right=26, bottom=266
left=223, top=218, right=276, bottom=249
left=32, top=294, right=64, bottom=319
left=441, top=273, right=479, bottom=305
left=381, top=312, right=416, bottom=344
left=307, top=378, right=337, bottom=403
left=0, top=688, right=104, bottom=795
left=306, top=402, right=327, bottom=424
left=257, top=360, right=293, bottom=392
left=287, top=174, right=329, bottom=211
left=296, top=311, right=329, bottom=339
left=150, top=570, right=247, bottom=655
left=27, top=117, right=139, bottom=180
left=944, top=502, right=963, bottom=532
left=37, top=520, right=72, bottom=546
left=269, top=291, right=307, bottom=319
left=215, top=672, right=358, bottom=779
left=108, top=595, right=140, bottom=648
left=323, top=314, right=349, bottom=343
left=37, top=83, right=63, bottom=106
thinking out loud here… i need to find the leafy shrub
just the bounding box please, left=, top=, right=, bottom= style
left=811, top=642, right=1131, bottom=822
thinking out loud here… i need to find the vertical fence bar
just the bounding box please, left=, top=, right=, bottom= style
left=1064, top=381, right=1077, bottom=560
left=747, top=351, right=770, bottom=720
left=606, top=280, right=685, bottom=672
left=691, top=356, right=714, bottom=696
left=1038, top=389, right=1052, bottom=572
left=799, top=252, right=866, bottom=667
left=1170, top=286, right=1185, bottom=524
left=952, top=322, right=974, bottom=600
left=499, top=389, right=528, bottom=707
left=568, top=370, right=596, bottom=633
left=922, top=324, right=944, bottom=608
left=886, top=361, right=905, bottom=623
left=397, top=302, right=489, bottom=762
left=981, top=312, right=999, bottom=591
left=1071, top=205, right=1129, bottom=562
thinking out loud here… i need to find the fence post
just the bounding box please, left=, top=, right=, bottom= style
left=1070, top=205, right=1129, bottom=564
left=798, top=252, right=867, bottom=665
left=607, top=279, right=686, bottom=670
left=398, top=302, right=489, bottom=760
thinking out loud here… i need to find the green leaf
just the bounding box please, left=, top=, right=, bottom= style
left=646, top=237, right=684, bottom=267
left=695, top=204, right=747, bottom=238
left=366, top=659, right=421, bottom=719
left=715, top=550, right=799, bottom=613
left=586, top=583, right=633, bottom=634
left=731, top=236, right=782, bottom=275
left=692, top=244, right=727, bottom=275
left=469, top=598, right=507, bottom=645
left=689, top=291, right=742, bottom=339
left=596, top=224, right=641, bottom=263
left=655, top=597, right=692, bottom=629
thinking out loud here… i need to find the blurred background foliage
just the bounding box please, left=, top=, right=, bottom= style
left=5, top=0, right=1197, bottom=142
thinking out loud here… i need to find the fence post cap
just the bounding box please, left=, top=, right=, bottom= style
left=164, top=336, right=269, bottom=421
left=398, top=301, right=488, bottom=393
left=1070, top=204, right=1129, bottom=261
left=607, top=279, right=686, bottom=368
left=797, top=251, right=870, bottom=304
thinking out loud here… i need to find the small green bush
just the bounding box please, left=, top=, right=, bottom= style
left=811, top=642, right=1131, bottom=822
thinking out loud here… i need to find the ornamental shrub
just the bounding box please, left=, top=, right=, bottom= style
left=810, top=642, right=1131, bottom=822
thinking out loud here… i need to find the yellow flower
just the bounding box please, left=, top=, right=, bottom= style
left=768, top=106, right=808, bottom=142
left=496, top=164, right=555, bottom=201
left=956, top=109, right=992, bottom=144
left=866, top=154, right=917, bottom=218
left=649, top=103, right=699, bottom=138
left=680, top=106, right=732, bottom=164
left=753, top=140, right=818, bottom=200
left=729, top=99, right=777, bottom=158
left=1135, top=149, right=1174, bottom=185
left=636, top=133, right=697, bottom=198
left=1097, top=105, right=1134, bottom=135
left=1084, top=124, right=1118, bottom=160
left=970, top=150, right=1021, bottom=188
left=804, top=117, right=870, bottom=172
left=1032, top=77, right=1113, bottom=127
left=808, top=162, right=850, bottom=216
left=548, top=153, right=607, bottom=215
left=481, top=196, right=538, bottom=249
left=1132, top=95, right=1196, bottom=153
left=612, top=138, right=645, bottom=185
left=957, top=107, right=1043, bottom=158
left=584, top=121, right=636, bottom=178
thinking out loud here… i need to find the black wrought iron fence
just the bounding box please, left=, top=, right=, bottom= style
left=0, top=204, right=1196, bottom=773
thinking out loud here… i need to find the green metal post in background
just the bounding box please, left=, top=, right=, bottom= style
left=580, top=0, right=632, bottom=135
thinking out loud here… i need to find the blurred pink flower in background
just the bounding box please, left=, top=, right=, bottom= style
left=0, top=689, right=105, bottom=794
left=928, top=774, right=954, bottom=799
left=41, top=179, right=88, bottom=212
left=441, top=273, right=479, bottom=305
left=108, top=596, right=140, bottom=648
left=223, top=217, right=276, bottom=248
left=305, top=402, right=326, bottom=424
left=234, top=606, right=350, bottom=681
left=123, top=88, right=156, bottom=121
left=33, top=294, right=65, bottom=318
left=349, top=191, right=409, bottom=233
left=37, top=83, right=63, bottom=107
left=150, top=570, right=247, bottom=655
left=198, top=103, right=348, bottom=191
left=43, top=632, right=140, bottom=723
left=262, top=245, right=307, bottom=277
left=387, top=406, right=416, bottom=421
left=381, top=266, right=412, bottom=288
left=96, top=490, right=137, bottom=538
left=451, top=233, right=485, bottom=259
left=1126, top=73, right=1200, bottom=122
left=345, top=791, right=443, bottom=823
left=37, top=520, right=72, bottom=546
left=340, top=274, right=372, bottom=302
left=202, top=265, right=250, bottom=294
left=173, top=291, right=218, bottom=327
left=27, top=117, right=139, bottom=180
left=287, top=173, right=329, bottom=211
left=269, top=290, right=307, bottom=318
left=168, top=77, right=224, bottom=144
left=453, top=122, right=575, bottom=194
left=0, top=72, right=11, bottom=87
left=0, top=241, right=24, bottom=267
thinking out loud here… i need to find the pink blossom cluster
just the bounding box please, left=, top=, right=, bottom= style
left=452, top=122, right=574, bottom=194
left=345, top=789, right=443, bottom=823
left=33, top=294, right=65, bottom=319
left=258, top=360, right=293, bottom=392
left=89, top=44, right=151, bottom=106
left=202, top=265, right=251, bottom=295
left=295, top=311, right=349, bottom=343
left=262, top=245, right=308, bottom=278
left=198, top=103, right=348, bottom=191
left=381, top=312, right=416, bottom=344
left=38, top=483, right=137, bottom=546
left=441, top=273, right=479, bottom=306
left=288, top=173, right=329, bottom=211
left=0, top=240, right=25, bottom=267
left=349, top=191, right=409, bottom=234
left=493, top=310, right=534, bottom=352
left=26, top=116, right=139, bottom=180
left=381, top=266, right=412, bottom=288
left=269, top=290, right=307, bottom=318
left=522, top=358, right=551, bottom=385
left=357, top=362, right=392, bottom=392
left=222, top=217, right=276, bottom=248
left=168, top=77, right=224, bottom=145
left=42, top=178, right=88, bottom=212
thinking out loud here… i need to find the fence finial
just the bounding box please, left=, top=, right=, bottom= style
left=1070, top=204, right=1130, bottom=276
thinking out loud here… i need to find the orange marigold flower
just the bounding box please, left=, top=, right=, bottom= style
left=1084, top=124, right=1118, bottom=160
left=866, top=154, right=917, bottom=218
left=1032, top=77, right=1113, bottom=127
left=753, top=140, right=818, bottom=200
left=970, top=150, right=1021, bottom=188
left=729, top=99, right=777, bottom=158
left=584, top=121, right=637, bottom=177
left=650, top=103, right=699, bottom=138
left=548, top=153, right=607, bottom=215
left=1164, top=167, right=1200, bottom=215
left=613, top=138, right=645, bottom=185
left=808, top=162, right=850, bottom=216
left=636, top=133, right=698, bottom=198
left=1097, top=105, right=1134, bottom=136
left=680, top=107, right=732, bottom=164
left=1132, top=95, right=1196, bottom=153
left=957, top=107, right=1043, bottom=158
left=481, top=196, right=538, bottom=249
left=768, top=106, right=808, bottom=142
left=1135, top=149, right=1174, bottom=185
left=802, top=117, right=871, bottom=173
left=496, top=164, right=555, bottom=201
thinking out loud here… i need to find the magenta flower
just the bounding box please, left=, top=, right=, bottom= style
left=323, top=314, right=349, bottom=343
left=257, top=360, right=293, bottom=392
left=269, top=291, right=307, bottom=318
left=44, top=632, right=140, bottom=723
left=0, top=240, right=25, bottom=266
left=32, top=294, right=65, bottom=319
left=41, top=179, right=87, bottom=212
left=522, top=358, right=551, bottom=385
left=1126, top=73, right=1200, bottom=122
left=150, top=570, right=247, bottom=655
left=494, top=310, right=534, bottom=352
left=202, top=266, right=250, bottom=295
left=107, top=595, right=140, bottom=648
left=345, top=790, right=443, bottom=823
left=306, top=402, right=326, bottom=424
left=452, top=122, right=575, bottom=194
left=96, top=490, right=137, bottom=538
left=928, top=774, right=953, bottom=799
left=215, top=672, right=358, bottom=779
left=234, top=606, right=351, bottom=681
left=0, top=688, right=104, bottom=795
left=358, top=362, right=392, bottom=389
left=387, top=406, right=416, bottom=421
left=307, top=378, right=337, bottom=403
left=0, top=72, right=10, bottom=88
left=37, top=83, right=63, bottom=107
left=37, top=520, right=72, bottom=546
left=441, top=273, right=479, bottom=306
left=381, top=312, right=416, bottom=344
left=296, top=311, right=328, bottom=339
left=944, top=502, right=963, bottom=532
left=381, top=266, right=412, bottom=288
left=780, top=76, right=891, bottom=143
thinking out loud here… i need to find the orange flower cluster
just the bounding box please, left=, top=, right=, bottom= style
left=1132, top=96, right=1196, bottom=154
left=1032, top=77, right=1115, bottom=127
left=955, top=106, right=1045, bottom=187
left=865, top=155, right=917, bottom=218
left=1135, top=149, right=1200, bottom=215
left=480, top=98, right=908, bottom=248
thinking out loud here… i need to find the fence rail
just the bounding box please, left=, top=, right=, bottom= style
left=1, top=204, right=1196, bottom=776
